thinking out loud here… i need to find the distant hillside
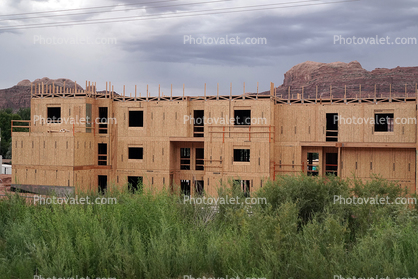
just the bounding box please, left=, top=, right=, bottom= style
left=262, top=61, right=418, bottom=98
left=0, top=78, right=84, bottom=111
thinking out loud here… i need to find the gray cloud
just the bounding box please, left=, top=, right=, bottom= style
left=0, top=0, right=417, bottom=93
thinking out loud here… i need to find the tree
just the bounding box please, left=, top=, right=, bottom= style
left=0, top=107, right=29, bottom=158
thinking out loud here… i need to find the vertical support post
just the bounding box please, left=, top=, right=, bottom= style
left=273, top=162, right=276, bottom=181
left=344, top=85, right=347, bottom=103
left=416, top=83, right=418, bottom=103
left=302, top=86, right=304, bottom=104
left=256, top=82, right=259, bottom=100
left=390, top=84, right=392, bottom=102
left=338, top=146, right=341, bottom=177
left=330, top=85, right=332, bottom=103
left=74, top=81, right=77, bottom=97
left=41, top=82, right=44, bottom=98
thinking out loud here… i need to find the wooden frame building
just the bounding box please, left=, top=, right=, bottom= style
left=11, top=81, right=418, bottom=196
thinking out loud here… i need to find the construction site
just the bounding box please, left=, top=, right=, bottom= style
left=9, top=81, right=418, bottom=196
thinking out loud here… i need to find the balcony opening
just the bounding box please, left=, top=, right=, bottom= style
left=195, top=148, right=204, bottom=170
left=98, top=143, right=107, bottom=165
left=99, top=107, right=108, bottom=134
left=326, top=113, right=338, bottom=142
left=307, top=152, right=319, bottom=176
left=325, top=153, right=338, bottom=176
left=193, top=110, right=204, bottom=137
left=180, top=148, right=191, bottom=170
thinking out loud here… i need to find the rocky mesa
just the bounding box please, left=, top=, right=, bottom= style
left=0, top=78, right=84, bottom=111
left=272, top=61, right=418, bottom=98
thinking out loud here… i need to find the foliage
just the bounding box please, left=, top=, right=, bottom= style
left=0, top=107, right=30, bottom=158
left=0, top=175, right=417, bottom=279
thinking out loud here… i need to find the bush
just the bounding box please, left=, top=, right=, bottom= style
left=0, top=175, right=417, bottom=278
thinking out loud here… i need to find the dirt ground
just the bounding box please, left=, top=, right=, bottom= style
left=0, top=174, right=12, bottom=194
left=0, top=174, right=42, bottom=202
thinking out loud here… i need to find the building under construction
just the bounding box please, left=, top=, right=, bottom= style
left=11, top=81, right=418, bottom=196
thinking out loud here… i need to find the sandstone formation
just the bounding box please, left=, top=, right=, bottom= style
left=270, top=61, right=418, bottom=99
left=0, top=78, right=84, bottom=111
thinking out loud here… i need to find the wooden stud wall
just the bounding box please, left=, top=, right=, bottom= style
left=11, top=82, right=418, bottom=195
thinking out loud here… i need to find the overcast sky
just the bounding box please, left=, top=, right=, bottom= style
left=0, top=0, right=417, bottom=96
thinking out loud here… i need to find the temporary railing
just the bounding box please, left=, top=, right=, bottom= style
left=30, top=81, right=418, bottom=106
left=272, top=161, right=305, bottom=180
left=207, top=125, right=274, bottom=143
left=11, top=120, right=31, bottom=133
left=11, top=120, right=113, bottom=136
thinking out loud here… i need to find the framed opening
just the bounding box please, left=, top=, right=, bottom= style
left=195, top=180, right=204, bottom=195
left=129, top=147, right=143, bottom=160
left=181, top=180, right=191, bottom=196
left=195, top=148, right=204, bottom=170
left=47, top=107, right=61, bottom=123
left=86, top=104, right=92, bottom=133
left=325, top=153, right=338, bottom=176
left=326, top=113, right=338, bottom=142
left=193, top=110, right=204, bottom=137
left=98, top=175, right=107, bottom=194
left=98, top=143, right=107, bottom=166
left=234, top=110, right=251, bottom=126
left=180, top=148, right=191, bottom=170
left=234, top=180, right=250, bottom=197
left=307, top=152, right=319, bottom=176
left=129, top=111, right=144, bottom=127
left=375, top=113, right=394, bottom=132
left=128, top=176, right=143, bottom=193
left=234, top=149, right=250, bottom=162
left=99, top=107, right=108, bottom=134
